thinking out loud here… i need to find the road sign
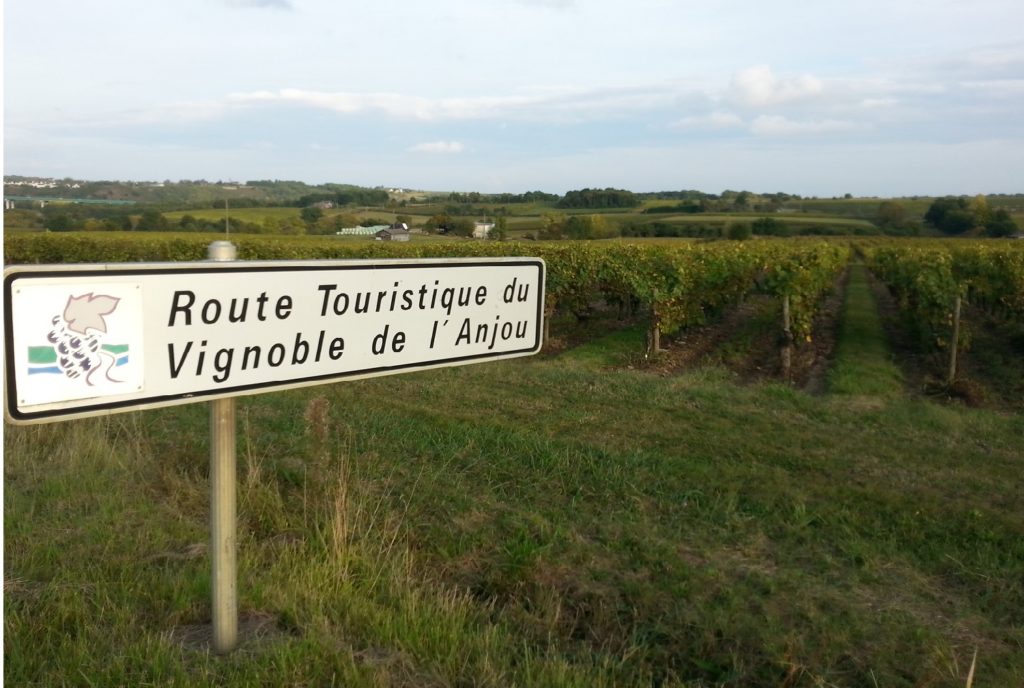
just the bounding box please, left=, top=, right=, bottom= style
left=4, top=257, right=545, bottom=424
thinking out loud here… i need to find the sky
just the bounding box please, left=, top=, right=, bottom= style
left=4, top=0, right=1024, bottom=196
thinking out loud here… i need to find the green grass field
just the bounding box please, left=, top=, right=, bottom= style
left=163, top=208, right=409, bottom=226
left=164, top=207, right=303, bottom=223
left=5, top=263, right=1023, bottom=686
left=643, top=213, right=876, bottom=228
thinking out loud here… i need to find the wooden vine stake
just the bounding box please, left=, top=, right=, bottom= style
left=781, top=294, right=794, bottom=380
left=646, top=309, right=662, bottom=358
left=946, top=295, right=961, bottom=386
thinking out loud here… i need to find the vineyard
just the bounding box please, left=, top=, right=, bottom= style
left=5, top=231, right=1024, bottom=686
left=6, top=232, right=1022, bottom=387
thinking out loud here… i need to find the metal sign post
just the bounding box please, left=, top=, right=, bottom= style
left=207, top=241, right=238, bottom=653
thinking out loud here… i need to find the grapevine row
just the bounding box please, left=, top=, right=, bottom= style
left=865, top=241, right=1024, bottom=354
left=5, top=233, right=851, bottom=357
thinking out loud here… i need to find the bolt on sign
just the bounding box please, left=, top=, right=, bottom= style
left=4, top=257, right=545, bottom=424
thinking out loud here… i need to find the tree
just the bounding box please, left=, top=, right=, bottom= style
left=563, top=214, right=615, bottom=240
left=491, top=216, right=508, bottom=241
left=939, top=209, right=975, bottom=235
left=136, top=209, right=169, bottom=232
left=924, top=197, right=968, bottom=231
left=875, top=201, right=906, bottom=229
left=300, top=206, right=324, bottom=225
left=332, top=214, right=360, bottom=232
left=423, top=214, right=451, bottom=233
left=448, top=219, right=475, bottom=237
left=751, top=217, right=790, bottom=236
left=727, top=222, right=752, bottom=240
left=987, top=208, right=1019, bottom=237
left=564, top=215, right=591, bottom=240
left=178, top=214, right=201, bottom=232
left=539, top=212, right=566, bottom=240
left=968, top=194, right=991, bottom=228
left=557, top=188, right=638, bottom=209
left=46, top=213, right=73, bottom=232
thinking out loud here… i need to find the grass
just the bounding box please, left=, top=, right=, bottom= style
left=828, top=264, right=905, bottom=396
left=641, top=213, right=877, bottom=229
left=164, top=207, right=303, bottom=224
left=163, top=208, right=411, bottom=226
left=5, top=298, right=1024, bottom=685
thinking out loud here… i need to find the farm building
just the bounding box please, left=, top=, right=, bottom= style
left=335, top=225, right=386, bottom=236
left=473, top=221, right=495, bottom=239
left=375, top=227, right=410, bottom=242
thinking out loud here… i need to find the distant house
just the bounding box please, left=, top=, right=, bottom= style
left=312, top=200, right=335, bottom=209
left=375, top=227, right=411, bottom=242
left=473, top=221, right=495, bottom=239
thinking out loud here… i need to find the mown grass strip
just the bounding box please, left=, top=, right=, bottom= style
left=828, top=263, right=904, bottom=396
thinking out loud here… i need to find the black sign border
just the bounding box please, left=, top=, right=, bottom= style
left=5, top=259, right=545, bottom=423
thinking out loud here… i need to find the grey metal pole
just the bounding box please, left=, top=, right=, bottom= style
left=207, top=240, right=238, bottom=654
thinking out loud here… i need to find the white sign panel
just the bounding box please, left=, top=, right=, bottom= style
left=4, top=258, right=545, bottom=424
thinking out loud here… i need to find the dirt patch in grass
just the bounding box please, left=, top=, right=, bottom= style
left=169, top=611, right=292, bottom=653
left=650, top=295, right=780, bottom=379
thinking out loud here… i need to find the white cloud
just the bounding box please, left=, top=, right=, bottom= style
left=670, top=111, right=744, bottom=130
left=225, top=0, right=293, bottom=9
left=860, top=98, right=899, bottom=109
left=750, top=115, right=862, bottom=136
left=513, top=0, right=574, bottom=8
left=729, top=65, right=823, bottom=107
left=409, top=141, right=465, bottom=154
left=228, top=85, right=672, bottom=122
left=232, top=89, right=540, bottom=121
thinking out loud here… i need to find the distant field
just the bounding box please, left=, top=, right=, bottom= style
left=780, top=198, right=930, bottom=220
left=163, top=207, right=301, bottom=223
left=66, top=194, right=1024, bottom=239
left=162, top=207, right=413, bottom=227
left=641, top=213, right=877, bottom=228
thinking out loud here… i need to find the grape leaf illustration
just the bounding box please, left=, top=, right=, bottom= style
left=63, top=293, right=121, bottom=335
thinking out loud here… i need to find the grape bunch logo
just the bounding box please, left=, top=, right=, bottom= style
left=28, top=293, right=130, bottom=384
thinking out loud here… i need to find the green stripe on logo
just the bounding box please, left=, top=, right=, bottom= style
left=28, top=343, right=129, bottom=364
left=28, top=346, right=57, bottom=364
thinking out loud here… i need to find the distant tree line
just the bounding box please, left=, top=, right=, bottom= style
left=924, top=196, right=1018, bottom=237
left=4, top=178, right=393, bottom=210
left=620, top=222, right=722, bottom=238
left=645, top=202, right=705, bottom=214
left=434, top=190, right=560, bottom=205
left=39, top=204, right=134, bottom=232
left=556, top=188, right=639, bottom=209
left=291, top=188, right=390, bottom=208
